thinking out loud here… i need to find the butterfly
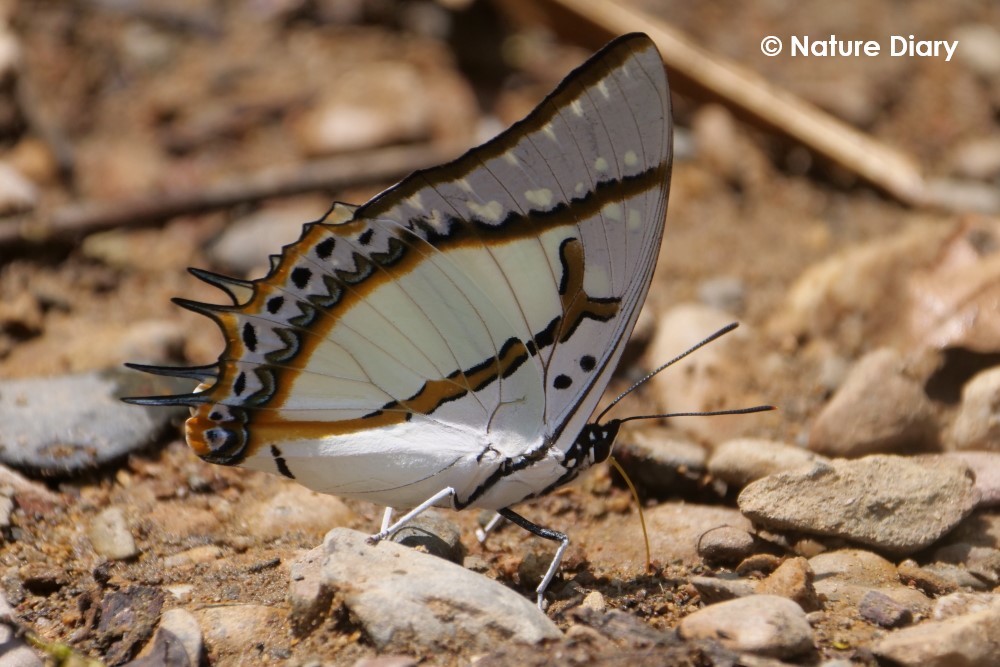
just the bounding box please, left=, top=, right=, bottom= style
left=127, top=32, right=672, bottom=609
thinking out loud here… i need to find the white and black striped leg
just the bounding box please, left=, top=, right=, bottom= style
left=498, top=508, right=569, bottom=611
left=367, top=487, right=456, bottom=544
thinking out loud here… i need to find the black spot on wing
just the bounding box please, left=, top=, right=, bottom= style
left=291, top=266, right=313, bottom=289
left=271, top=445, right=295, bottom=479
left=266, top=296, right=284, bottom=314
left=315, top=237, right=336, bottom=259
left=242, top=323, right=258, bottom=352
left=553, top=374, right=572, bottom=389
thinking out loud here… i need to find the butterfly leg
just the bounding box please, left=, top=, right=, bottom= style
left=497, top=508, right=568, bottom=610
left=367, top=487, right=456, bottom=544
left=474, top=512, right=505, bottom=544
left=380, top=507, right=395, bottom=533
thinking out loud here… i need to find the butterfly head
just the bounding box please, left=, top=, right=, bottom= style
left=576, top=419, right=623, bottom=466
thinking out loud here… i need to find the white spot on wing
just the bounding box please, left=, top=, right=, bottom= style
left=574, top=182, right=585, bottom=195
left=597, top=80, right=610, bottom=99
left=628, top=207, right=643, bottom=230
left=405, top=192, right=424, bottom=211
left=602, top=202, right=623, bottom=222
left=570, top=100, right=584, bottom=117
left=456, top=178, right=473, bottom=193
left=467, top=200, right=505, bottom=222
left=503, top=152, right=519, bottom=166
left=542, top=123, right=557, bottom=141
left=624, top=150, right=638, bottom=168
left=594, top=157, right=609, bottom=173
left=525, top=188, right=553, bottom=209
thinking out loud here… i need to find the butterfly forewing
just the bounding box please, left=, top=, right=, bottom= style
left=130, top=34, right=672, bottom=511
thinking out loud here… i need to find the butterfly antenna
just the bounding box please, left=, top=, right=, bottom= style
left=616, top=405, right=775, bottom=425
left=596, top=322, right=740, bottom=423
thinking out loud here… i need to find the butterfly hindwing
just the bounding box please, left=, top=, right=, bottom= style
left=128, top=33, right=672, bottom=512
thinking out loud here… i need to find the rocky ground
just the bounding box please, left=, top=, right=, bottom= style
left=2, top=0, right=1000, bottom=665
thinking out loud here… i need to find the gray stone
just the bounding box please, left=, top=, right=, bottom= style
left=318, top=528, right=560, bottom=650
left=89, top=507, right=139, bottom=560
left=708, top=438, right=825, bottom=487
left=136, top=608, right=203, bottom=666
left=288, top=545, right=331, bottom=635
left=738, top=455, right=977, bottom=554
left=207, top=204, right=321, bottom=276
left=859, top=590, right=913, bottom=627
left=697, top=525, right=756, bottom=565
left=873, top=599, right=1000, bottom=667
left=690, top=575, right=756, bottom=604
left=646, top=304, right=763, bottom=444
left=240, top=484, right=355, bottom=542
left=195, top=605, right=287, bottom=663
left=697, top=276, right=745, bottom=315
left=678, top=595, right=814, bottom=659
left=809, top=550, right=930, bottom=612
left=390, top=510, right=464, bottom=564
left=0, top=369, right=189, bottom=473
left=949, top=366, right=1000, bottom=451
left=809, top=349, right=938, bottom=457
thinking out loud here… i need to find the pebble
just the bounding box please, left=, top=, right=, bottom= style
left=756, top=558, right=820, bottom=612
left=952, top=23, right=1000, bottom=77
left=933, top=541, right=1000, bottom=585
left=578, top=502, right=753, bottom=569
left=943, top=452, right=1000, bottom=507
left=809, top=550, right=931, bottom=616
left=390, top=510, right=465, bottom=564
left=0, top=369, right=188, bottom=472
left=240, top=484, right=355, bottom=542
left=947, top=134, right=1000, bottom=181
left=708, top=438, right=826, bottom=487
left=195, top=605, right=287, bottom=662
left=808, top=349, right=939, bottom=457
left=646, top=303, right=759, bottom=443
left=97, top=586, right=165, bottom=664
left=292, top=62, right=443, bottom=156
left=697, top=276, right=746, bottom=315
left=897, top=559, right=959, bottom=597
left=89, top=507, right=139, bottom=561
left=738, top=455, right=976, bottom=554
left=769, top=222, right=952, bottom=344
left=207, top=203, right=322, bottom=276
left=0, top=161, right=37, bottom=215
left=689, top=575, right=756, bottom=603
left=288, top=545, right=332, bottom=635
left=873, top=598, right=1000, bottom=666
left=581, top=590, right=606, bottom=613
left=0, top=496, right=12, bottom=529
left=697, top=525, right=756, bottom=566
left=613, top=428, right=706, bottom=496
left=0, top=590, right=43, bottom=667
left=858, top=589, right=913, bottom=628
left=317, top=528, right=560, bottom=650
left=948, top=366, right=1000, bottom=451
left=933, top=591, right=999, bottom=620
left=678, top=595, right=814, bottom=659
left=163, top=545, right=223, bottom=569
left=135, top=608, right=203, bottom=667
